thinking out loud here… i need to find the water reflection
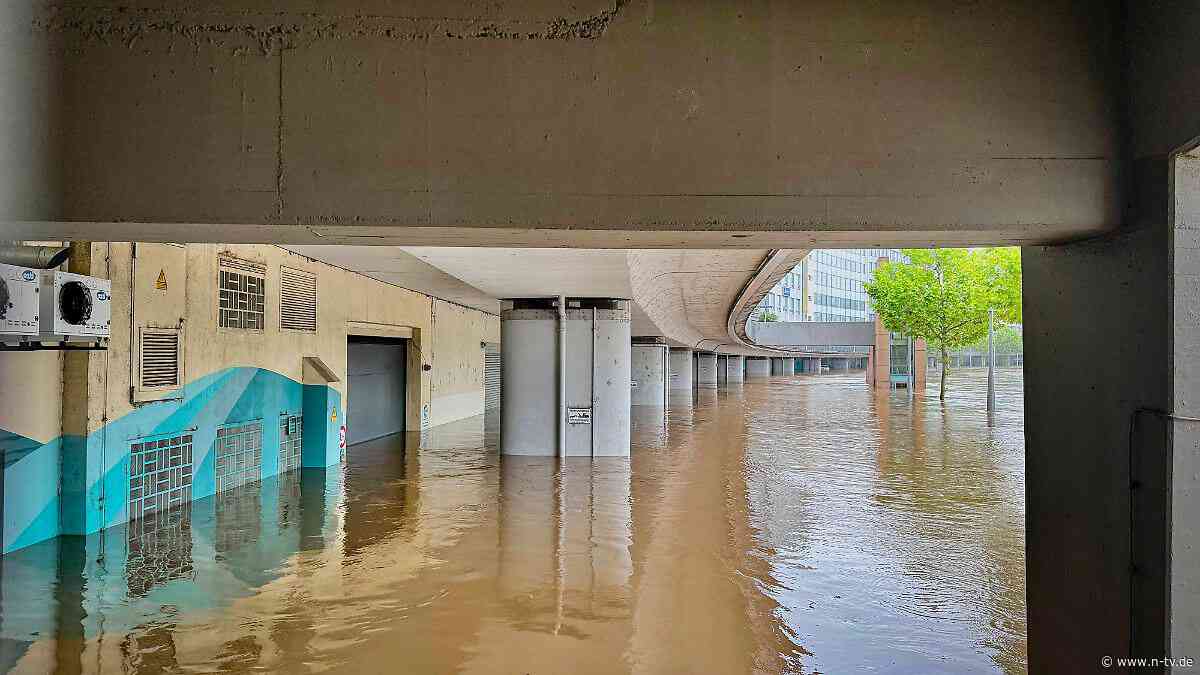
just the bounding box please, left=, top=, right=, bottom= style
left=0, top=369, right=1025, bottom=674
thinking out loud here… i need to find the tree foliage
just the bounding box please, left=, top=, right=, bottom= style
left=865, top=248, right=1022, bottom=398
left=757, top=310, right=779, bottom=322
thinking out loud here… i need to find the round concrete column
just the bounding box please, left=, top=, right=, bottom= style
left=746, top=357, right=771, bottom=378
left=631, top=343, right=669, bottom=406
left=668, top=347, right=693, bottom=403
left=726, top=355, right=745, bottom=382
left=696, top=352, right=718, bottom=388
left=500, top=300, right=631, bottom=456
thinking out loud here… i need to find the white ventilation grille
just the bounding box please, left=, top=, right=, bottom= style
left=484, top=343, right=501, bottom=411
left=140, top=329, right=180, bottom=389
left=280, top=267, right=317, bottom=332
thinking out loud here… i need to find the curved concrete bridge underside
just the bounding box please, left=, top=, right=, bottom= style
left=286, top=245, right=811, bottom=356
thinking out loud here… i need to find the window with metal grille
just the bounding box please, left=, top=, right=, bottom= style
left=128, top=433, right=193, bottom=522
left=279, top=414, right=302, bottom=473
left=279, top=267, right=317, bottom=331
left=218, top=258, right=266, bottom=330
left=139, top=328, right=180, bottom=389
left=214, top=421, right=262, bottom=494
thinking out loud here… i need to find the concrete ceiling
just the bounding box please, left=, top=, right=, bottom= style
left=286, top=244, right=810, bottom=356
left=283, top=245, right=499, bottom=314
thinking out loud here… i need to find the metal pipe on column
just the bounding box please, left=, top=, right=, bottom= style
left=557, top=295, right=567, bottom=460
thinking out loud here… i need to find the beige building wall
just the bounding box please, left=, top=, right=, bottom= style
left=75, top=242, right=498, bottom=437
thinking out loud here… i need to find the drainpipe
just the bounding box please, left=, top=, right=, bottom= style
left=557, top=295, right=567, bottom=460
left=0, top=245, right=71, bottom=269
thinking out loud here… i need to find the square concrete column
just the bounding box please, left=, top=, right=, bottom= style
left=695, top=352, right=718, bottom=388
left=668, top=347, right=693, bottom=403
left=1023, top=153, right=1200, bottom=670
left=726, top=355, right=745, bottom=382
left=745, top=357, right=771, bottom=378
left=631, top=343, right=669, bottom=406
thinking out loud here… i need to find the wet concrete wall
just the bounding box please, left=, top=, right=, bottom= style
left=1022, top=158, right=1185, bottom=670
left=1171, top=151, right=1200, bottom=661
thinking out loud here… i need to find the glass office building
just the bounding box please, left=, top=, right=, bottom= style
left=756, top=249, right=906, bottom=323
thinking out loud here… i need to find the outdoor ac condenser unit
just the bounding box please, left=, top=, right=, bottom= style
left=39, top=270, right=111, bottom=341
left=0, top=262, right=41, bottom=343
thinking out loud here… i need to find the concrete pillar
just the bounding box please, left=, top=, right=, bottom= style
left=871, top=312, right=891, bottom=392
left=726, top=355, right=745, bottom=383
left=668, top=347, right=693, bottom=402
left=746, top=357, right=771, bottom=378
left=913, top=339, right=927, bottom=395
left=500, top=299, right=631, bottom=456
left=1023, top=153, right=1200, bottom=670
left=631, top=343, right=669, bottom=406
left=716, top=355, right=727, bottom=384
left=695, top=352, right=718, bottom=388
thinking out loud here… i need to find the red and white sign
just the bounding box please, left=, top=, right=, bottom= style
left=339, top=425, right=347, bottom=449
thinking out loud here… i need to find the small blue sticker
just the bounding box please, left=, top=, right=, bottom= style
left=21, top=270, right=36, bottom=282
left=97, top=290, right=109, bottom=301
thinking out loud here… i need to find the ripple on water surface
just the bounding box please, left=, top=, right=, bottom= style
left=0, top=369, right=1024, bottom=674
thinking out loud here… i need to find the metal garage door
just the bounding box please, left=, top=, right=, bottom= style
left=346, top=337, right=407, bottom=446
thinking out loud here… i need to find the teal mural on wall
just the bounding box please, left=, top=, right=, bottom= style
left=0, top=367, right=342, bottom=555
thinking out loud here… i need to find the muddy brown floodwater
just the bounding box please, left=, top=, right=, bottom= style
left=0, top=368, right=1025, bottom=674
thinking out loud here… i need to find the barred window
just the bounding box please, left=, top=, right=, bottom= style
left=218, top=258, right=266, bottom=330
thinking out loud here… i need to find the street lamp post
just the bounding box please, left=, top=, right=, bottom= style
left=987, top=308, right=996, bottom=412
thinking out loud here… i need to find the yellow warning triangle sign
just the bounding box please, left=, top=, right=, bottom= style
left=155, top=269, right=168, bottom=290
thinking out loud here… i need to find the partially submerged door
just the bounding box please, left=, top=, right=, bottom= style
left=346, top=336, right=407, bottom=445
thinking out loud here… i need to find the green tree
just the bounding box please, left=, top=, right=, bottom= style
left=964, top=323, right=1023, bottom=355
left=865, top=248, right=1022, bottom=400
left=757, top=310, right=779, bottom=322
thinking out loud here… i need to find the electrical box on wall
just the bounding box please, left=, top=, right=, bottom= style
left=39, top=270, right=112, bottom=340
left=0, top=263, right=41, bottom=342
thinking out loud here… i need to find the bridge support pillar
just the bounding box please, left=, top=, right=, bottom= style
left=631, top=342, right=669, bottom=406
left=500, top=299, right=630, bottom=457
left=696, top=352, right=718, bottom=388
left=668, top=348, right=693, bottom=403
left=725, top=355, right=744, bottom=383
left=746, top=357, right=770, bottom=379
left=1024, top=154, right=1200, bottom=671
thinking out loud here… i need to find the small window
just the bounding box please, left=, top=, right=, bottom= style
left=279, top=267, right=317, bottom=332
left=218, top=258, right=266, bottom=330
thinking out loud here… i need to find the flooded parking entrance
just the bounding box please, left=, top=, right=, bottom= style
left=0, top=369, right=1025, bottom=674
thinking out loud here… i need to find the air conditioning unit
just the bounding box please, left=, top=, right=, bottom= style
left=0, top=263, right=42, bottom=343
left=39, top=270, right=111, bottom=341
